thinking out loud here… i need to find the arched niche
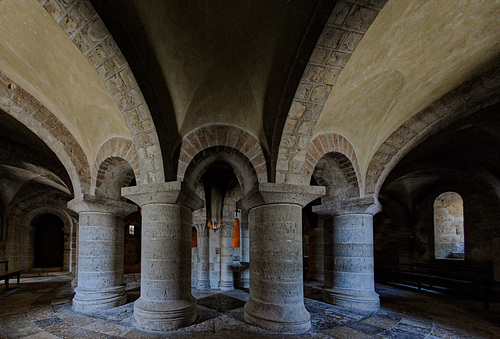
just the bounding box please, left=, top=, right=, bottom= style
left=434, top=192, right=465, bottom=260
left=31, top=213, right=65, bottom=269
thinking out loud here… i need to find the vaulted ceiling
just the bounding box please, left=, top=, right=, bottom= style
left=90, top=0, right=335, bottom=155
left=0, top=0, right=498, bottom=200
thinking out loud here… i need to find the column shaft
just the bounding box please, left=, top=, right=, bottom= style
left=220, top=223, right=233, bottom=291
left=241, top=219, right=250, bottom=289
left=122, top=182, right=203, bottom=332
left=133, top=203, right=196, bottom=331
left=197, top=227, right=210, bottom=290
left=69, top=196, right=136, bottom=313
left=322, top=213, right=379, bottom=312
left=307, top=224, right=325, bottom=282
left=245, top=203, right=310, bottom=333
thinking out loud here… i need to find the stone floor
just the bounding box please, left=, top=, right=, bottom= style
left=0, top=274, right=499, bottom=338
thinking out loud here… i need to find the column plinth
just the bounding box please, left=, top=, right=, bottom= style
left=313, top=197, right=381, bottom=313
left=68, top=195, right=137, bottom=313
left=238, top=183, right=324, bottom=333
left=122, top=181, right=203, bottom=331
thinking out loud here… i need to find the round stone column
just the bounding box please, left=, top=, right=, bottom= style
left=122, top=182, right=203, bottom=331
left=306, top=223, right=325, bottom=282
left=192, top=246, right=198, bottom=288
left=313, top=197, right=381, bottom=313
left=220, top=221, right=234, bottom=291
left=68, top=195, right=137, bottom=313
left=240, top=211, right=250, bottom=289
left=238, top=183, right=324, bottom=333
left=196, top=224, right=211, bottom=290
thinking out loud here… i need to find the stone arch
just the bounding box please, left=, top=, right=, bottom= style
left=0, top=71, right=90, bottom=198
left=275, top=0, right=387, bottom=183
left=178, top=124, right=267, bottom=184
left=305, top=133, right=361, bottom=198
left=4, top=186, right=74, bottom=271
left=24, top=207, right=75, bottom=272
left=183, top=146, right=259, bottom=196
left=94, top=157, right=136, bottom=200
left=39, top=0, right=165, bottom=184
left=365, top=65, right=500, bottom=196
left=91, top=137, right=139, bottom=196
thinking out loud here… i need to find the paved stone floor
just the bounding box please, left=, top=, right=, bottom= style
left=0, top=274, right=499, bottom=338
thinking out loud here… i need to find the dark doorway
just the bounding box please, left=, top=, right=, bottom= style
left=33, top=214, right=64, bottom=268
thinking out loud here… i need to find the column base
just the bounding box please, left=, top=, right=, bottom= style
left=241, top=278, right=249, bottom=289
left=220, top=281, right=233, bottom=291
left=133, top=297, right=197, bottom=331
left=322, top=287, right=379, bottom=313
left=72, top=285, right=126, bottom=313
left=196, top=280, right=211, bottom=290
left=244, top=297, right=311, bottom=333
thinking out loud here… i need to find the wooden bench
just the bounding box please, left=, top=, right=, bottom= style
left=377, top=263, right=494, bottom=308
left=0, top=260, right=21, bottom=289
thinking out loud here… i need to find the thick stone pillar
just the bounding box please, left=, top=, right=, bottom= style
left=68, top=195, right=137, bottom=313
left=240, top=211, right=250, bottom=289
left=209, top=229, right=221, bottom=288
left=220, top=220, right=234, bottom=291
left=196, top=224, right=211, bottom=290
left=313, top=197, right=381, bottom=313
left=306, top=222, right=325, bottom=282
left=191, top=246, right=198, bottom=288
left=238, top=183, right=324, bottom=333
left=122, top=182, right=203, bottom=331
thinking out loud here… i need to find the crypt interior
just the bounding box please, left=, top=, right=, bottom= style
left=0, top=0, right=500, bottom=338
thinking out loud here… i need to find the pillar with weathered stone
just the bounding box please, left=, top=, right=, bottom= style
left=192, top=246, right=198, bottom=288
left=313, top=197, right=381, bottom=313
left=68, top=195, right=136, bottom=313
left=122, top=182, right=203, bottom=331
left=220, top=220, right=234, bottom=291
left=196, top=224, right=211, bottom=290
left=240, top=210, right=250, bottom=289
left=306, top=221, right=325, bottom=283
left=238, top=183, right=324, bottom=333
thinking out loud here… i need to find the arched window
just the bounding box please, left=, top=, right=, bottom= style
left=434, top=192, right=465, bottom=259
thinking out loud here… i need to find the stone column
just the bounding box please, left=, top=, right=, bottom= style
left=240, top=211, right=250, bottom=289
left=238, top=183, right=325, bottom=333
left=313, top=197, right=381, bottom=313
left=68, top=195, right=137, bottom=313
left=122, top=182, right=203, bottom=331
left=196, top=224, right=211, bottom=290
left=306, top=222, right=325, bottom=283
left=220, top=220, right=234, bottom=291
left=191, top=246, right=198, bottom=288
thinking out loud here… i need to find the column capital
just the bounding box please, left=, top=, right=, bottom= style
left=121, top=181, right=204, bottom=211
left=237, top=183, right=325, bottom=211
left=220, top=219, right=234, bottom=237
left=312, top=196, right=381, bottom=216
left=194, top=221, right=210, bottom=237
left=67, top=194, right=137, bottom=217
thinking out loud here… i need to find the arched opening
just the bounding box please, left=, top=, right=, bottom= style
left=184, top=146, right=257, bottom=292
left=33, top=213, right=64, bottom=269
left=124, top=211, right=141, bottom=273
left=434, top=192, right=465, bottom=260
